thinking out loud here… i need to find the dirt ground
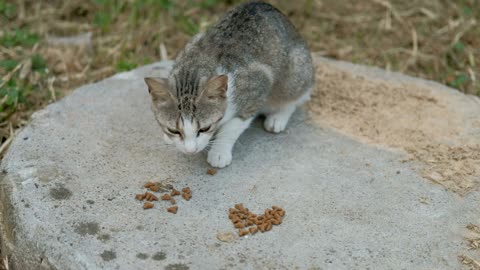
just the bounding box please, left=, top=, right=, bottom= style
left=308, top=58, right=480, bottom=195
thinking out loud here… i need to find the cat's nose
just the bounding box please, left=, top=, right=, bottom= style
left=185, top=148, right=197, bottom=154
left=184, top=141, right=197, bottom=154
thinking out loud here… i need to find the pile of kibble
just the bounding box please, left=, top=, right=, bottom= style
left=135, top=182, right=192, bottom=214
left=229, top=203, right=285, bottom=236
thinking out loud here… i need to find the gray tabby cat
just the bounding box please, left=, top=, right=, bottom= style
left=145, top=1, right=314, bottom=168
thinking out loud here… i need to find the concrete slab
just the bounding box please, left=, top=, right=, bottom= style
left=1, top=58, right=479, bottom=270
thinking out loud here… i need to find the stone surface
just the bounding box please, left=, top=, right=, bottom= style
left=1, top=58, right=479, bottom=270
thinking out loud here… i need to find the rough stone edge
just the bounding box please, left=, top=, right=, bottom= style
left=0, top=57, right=477, bottom=269
left=0, top=172, right=56, bottom=270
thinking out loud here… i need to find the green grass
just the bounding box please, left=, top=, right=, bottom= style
left=0, top=29, right=39, bottom=47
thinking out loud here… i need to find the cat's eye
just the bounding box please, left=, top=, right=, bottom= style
left=167, top=128, right=180, bottom=135
left=197, top=125, right=211, bottom=136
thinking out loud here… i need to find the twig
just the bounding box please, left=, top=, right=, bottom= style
left=371, top=0, right=405, bottom=26
left=451, top=19, right=477, bottom=47
left=0, top=123, right=14, bottom=156
left=48, top=77, right=56, bottom=101
left=435, top=19, right=462, bottom=36
left=3, top=255, right=9, bottom=270
left=0, top=63, right=23, bottom=89
left=459, top=255, right=480, bottom=270
left=159, top=43, right=168, bottom=61
left=468, top=68, right=476, bottom=88
left=400, top=28, right=418, bottom=72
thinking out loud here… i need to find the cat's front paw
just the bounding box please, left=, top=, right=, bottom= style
left=207, top=149, right=232, bottom=168
left=264, top=114, right=289, bottom=133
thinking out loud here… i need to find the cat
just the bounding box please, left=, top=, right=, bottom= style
left=144, top=1, right=314, bottom=168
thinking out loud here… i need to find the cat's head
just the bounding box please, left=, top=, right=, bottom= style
left=144, top=74, right=228, bottom=154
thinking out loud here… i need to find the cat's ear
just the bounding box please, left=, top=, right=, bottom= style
left=144, top=77, right=171, bottom=103
left=201, top=75, right=228, bottom=100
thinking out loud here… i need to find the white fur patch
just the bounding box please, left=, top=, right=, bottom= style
left=182, top=117, right=197, bottom=153
left=216, top=67, right=237, bottom=126
left=207, top=117, right=253, bottom=168
left=295, top=87, right=312, bottom=106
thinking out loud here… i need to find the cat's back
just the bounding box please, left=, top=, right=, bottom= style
left=200, top=2, right=303, bottom=65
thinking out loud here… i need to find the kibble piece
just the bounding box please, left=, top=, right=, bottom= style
left=231, top=216, right=241, bottom=224
left=267, top=209, right=276, bottom=216
left=170, top=189, right=181, bottom=196
left=229, top=208, right=238, bottom=215
left=143, top=202, right=154, bottom=209
left=234, top=203, right=245, bottom=211
left=161, top=194, right=172, bottom=201
left=144, top=182, right=155, bottom=188
left=145, top=192, right=158, bottom=201
left=207, top=168, right=217, bottom=175
left=234, top=222, right=244, bottom=229
left=181, top=187, right=191, bottom=194
left=149, top=185, right=161, bottom=192
left=278, top=209, right=286, bottom=217
left=249, top=227, right=258, bottom=234
left=271, top=218, right=282, bottom=225
left=238, top=229, right=249, bottom=237
left=135, top=194, right=145, bottom=201
left=258, top=223, right=266, bottom=232
left=170, top=198, right=176, bottom=205
left=245, top=220, right=254, bottom=226
left=182, top=192, right=192, bottom=201
left=167, top=206, right=178, bottom=214
left=265, top=222, right=272, bottom=231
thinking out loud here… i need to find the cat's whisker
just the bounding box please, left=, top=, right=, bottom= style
left=213, top=127, right=248, bottom=137
left=208, top=140, right=232, bottom=146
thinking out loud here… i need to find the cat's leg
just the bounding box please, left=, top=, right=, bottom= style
left=207, top=63, right=271, bottom=168
left=263, top=103, right=296, bottom=133
left=264, top=44, right=314, bottom=133
left=207, top=117, right=254, bottom=168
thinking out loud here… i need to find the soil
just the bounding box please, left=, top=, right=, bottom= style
left=308, top=59, right=480, bottom=195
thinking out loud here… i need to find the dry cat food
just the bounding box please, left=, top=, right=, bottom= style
left=135, top=181, right=192, bottom=212
left=143, top=202, right=154, bottom=209
left=144, top=182, right=155, bottom=188
left=161, top=194, right=172, bottom=201
left=144, top=192, right=158, bottom=201
left=182, top=193, right=192, bottom=201
left=228, top=204, right=285, bottom=236
left=207, top=168, right=217, bottom=175
left=171, top=189, right=181, bottom=196
left=149, top=185, right=161, bottom=192
left=167, top=206, right=178, bottom=214
left=181, top=187, right=192, bottom=201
